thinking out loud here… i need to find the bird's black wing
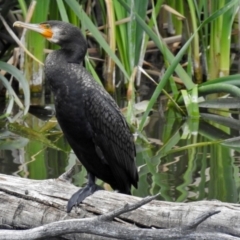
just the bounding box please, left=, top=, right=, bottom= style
left=84, top=82, right=138, bottom=189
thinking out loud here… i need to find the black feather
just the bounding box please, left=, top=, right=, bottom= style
left=42, top=21, right=139, bottom=210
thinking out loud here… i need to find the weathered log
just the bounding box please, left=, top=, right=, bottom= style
left=0, top=173, right=240, bottom=239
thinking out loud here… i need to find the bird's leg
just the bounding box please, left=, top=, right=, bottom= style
left=67, top=173, right=103, bottom=213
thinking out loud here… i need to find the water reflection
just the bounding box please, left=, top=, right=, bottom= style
left=1, top=100, right=240, bottom=204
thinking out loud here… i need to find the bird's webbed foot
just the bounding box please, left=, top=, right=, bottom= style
left=67, top=175, right=102, bottom=213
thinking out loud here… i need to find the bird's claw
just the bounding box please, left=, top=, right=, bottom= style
left=67, top=184, right=102, bottom=213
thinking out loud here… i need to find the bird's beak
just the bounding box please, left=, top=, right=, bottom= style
left=13, top=21, right=53, bottom=39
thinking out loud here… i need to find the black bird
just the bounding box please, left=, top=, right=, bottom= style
left=13, top=20, right=138, bottom=212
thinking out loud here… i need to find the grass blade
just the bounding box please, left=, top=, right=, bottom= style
left=64, top=0, right=130, bottom=80
left=0, top=62, right=30, bottom=114
left=56, top=0, right=69, bottom=22
left=118, top=0, right=194, bottom=90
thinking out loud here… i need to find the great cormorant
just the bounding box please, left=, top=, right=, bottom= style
left=13, top=20, right=138, bottom=212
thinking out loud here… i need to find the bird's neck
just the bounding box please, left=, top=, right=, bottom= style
left=59, top=41, right=87, bottom=63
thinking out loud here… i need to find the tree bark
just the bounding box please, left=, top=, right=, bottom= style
left=0, top=173, right=240, bottom=239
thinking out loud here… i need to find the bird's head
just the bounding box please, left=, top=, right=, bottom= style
left=13, top=20, right=84, bottom=45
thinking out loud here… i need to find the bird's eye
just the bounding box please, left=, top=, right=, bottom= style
left=44, top=24, right=51, bottom=29
left=40, top=23, right=51, bottom=29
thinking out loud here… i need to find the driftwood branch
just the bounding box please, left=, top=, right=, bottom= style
left=0, top=173, right=240, bottom=239
left=183, top=210, right=221, bottom=231
left=99, top=194, right=159, bottom=221
left=0, top=196, right=225, bottom=240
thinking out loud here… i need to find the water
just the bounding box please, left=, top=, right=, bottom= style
left=1, top=96, right=240, bottom=204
